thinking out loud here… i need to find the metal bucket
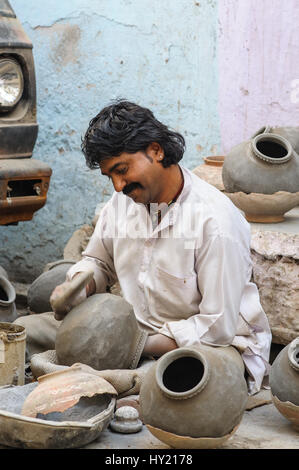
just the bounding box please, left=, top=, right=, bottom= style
left=0, top=322, right=26, bottom=386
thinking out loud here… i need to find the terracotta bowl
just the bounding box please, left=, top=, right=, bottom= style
left=224, top=191, right=299, bottom=223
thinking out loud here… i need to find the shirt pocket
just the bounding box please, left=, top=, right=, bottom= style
left=156, top=266, right=196, bottom=289
left=149, top=266, right=200, bottom=320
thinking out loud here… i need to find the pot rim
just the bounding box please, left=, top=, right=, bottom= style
left=251, top=133, right=293, bottom=164
left=288, top=337, right=299, bottom=372
left=0, top=276, right=16, bottom=305
left=155, top=347, right=209, bottom=400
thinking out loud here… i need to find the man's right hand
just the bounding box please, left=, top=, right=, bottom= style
left=50, top=272, right=96, bottom=321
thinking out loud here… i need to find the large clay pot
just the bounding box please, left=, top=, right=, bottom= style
left=139, top=345, right=248, bottom=448
left=222, top=126, right=299, bottom=194
left=0, top=274, right=18, bottom=323
left=269, top=337, right=299, bottom=430
left=55, top=293, right=148, bottom=371
left=27, top=260, right=75, bottom=313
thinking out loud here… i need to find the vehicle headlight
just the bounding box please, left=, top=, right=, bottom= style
left=0, top=58, right=24, bottom=112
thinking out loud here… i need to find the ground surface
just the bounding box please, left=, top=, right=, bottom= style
left=82, top=401, right=299, bottom=450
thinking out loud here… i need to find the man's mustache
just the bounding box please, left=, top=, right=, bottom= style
left=122, top=182, right=143, bottom=195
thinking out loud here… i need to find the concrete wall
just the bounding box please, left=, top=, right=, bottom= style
left=0, top=0, right=298, bottom=282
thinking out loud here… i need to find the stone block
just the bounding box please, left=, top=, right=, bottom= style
left=251, top=231, right=299, bottom=345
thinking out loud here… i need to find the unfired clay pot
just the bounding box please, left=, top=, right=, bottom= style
left=222, top=126, right=299, bottom=195
left=27, top=260, right=75, bottom=313
left=193, top=156, right=225, bottom=191
left=269, top=337, right=299, bottom=430
left=0, top=273, right=18, bottom=323
left=139, top=345, right=248, bottom=448
left=55, top=293, right=148, bottom=371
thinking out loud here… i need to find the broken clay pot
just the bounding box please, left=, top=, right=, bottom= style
left=269, top=337, right=299, bottom=430
left=140, top=345, right=248, bottom=448
left=21, top=362, right=117, bottom=418
left=222, top=126, right=299, bottom=195
left=224, top=190, right=299, bottom=223
left=55, top=293, right=148, bottom=371
left=0, top=379, right=116, bottom=449
left=27, top=260, right=75, bottom=313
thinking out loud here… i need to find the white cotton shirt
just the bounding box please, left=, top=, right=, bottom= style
left=67, top=166, right=272, bottom=395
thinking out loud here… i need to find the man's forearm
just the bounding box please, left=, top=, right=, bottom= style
left=142, top=334, right=178, bottom=357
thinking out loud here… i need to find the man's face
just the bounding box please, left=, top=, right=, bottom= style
left=99, top=144, right=165, bottom=205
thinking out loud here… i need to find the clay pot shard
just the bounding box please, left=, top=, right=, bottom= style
left=21, top=363, right=117, bottom=418
left=270, top=337, right=299, bottom=430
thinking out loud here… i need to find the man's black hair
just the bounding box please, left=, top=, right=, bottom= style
left=81, top=100, right=185, bottom=169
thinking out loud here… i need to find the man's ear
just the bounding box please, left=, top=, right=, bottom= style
left=146, top=142, right=164, bottom=162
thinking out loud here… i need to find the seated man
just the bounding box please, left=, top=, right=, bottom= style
left=20, top=100, right=272, bottom=395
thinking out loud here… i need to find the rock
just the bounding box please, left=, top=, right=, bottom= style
left=251, top=231, right=299, bottom=345
left=63, top=224, right=94, bottom=262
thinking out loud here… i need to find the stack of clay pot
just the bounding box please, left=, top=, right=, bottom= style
left=222, top=126, right=299, bottom=223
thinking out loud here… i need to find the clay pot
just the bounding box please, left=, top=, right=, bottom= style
left=193, top=156, right=225, bottom=191
left=55, top=293, right=148, bottom=371
left=269, top=337, right=299, bottom=430
left=139, top=345, right=248, bottom=448
left=222, top=127, right=299, bottom=194
left=21, top=362, right=117, bottom=418
left=224, top=190, right=299, bottom=223
left=0, top=274, right=18, bottom=323
left=27, top=260, right=75, bottom=313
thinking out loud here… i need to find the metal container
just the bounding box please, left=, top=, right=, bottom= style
left=0, top=322, right=26, bottom=386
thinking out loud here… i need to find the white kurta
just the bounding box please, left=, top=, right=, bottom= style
left=67, top=166, right=272, bottom=395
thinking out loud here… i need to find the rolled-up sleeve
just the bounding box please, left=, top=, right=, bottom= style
left=66, top=204, right=117, bottom=293
left=160, top=234, right=249, bottom=348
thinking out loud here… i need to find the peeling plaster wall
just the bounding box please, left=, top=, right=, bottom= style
left=1, top=0, right=220, bottom=281
left=0, top=0, right=298, bottom=282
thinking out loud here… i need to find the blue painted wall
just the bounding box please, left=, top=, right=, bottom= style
left=1, top=0, right=220, bottom=281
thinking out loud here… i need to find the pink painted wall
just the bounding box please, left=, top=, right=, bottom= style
left=218, top=0, right=299, bottom=154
